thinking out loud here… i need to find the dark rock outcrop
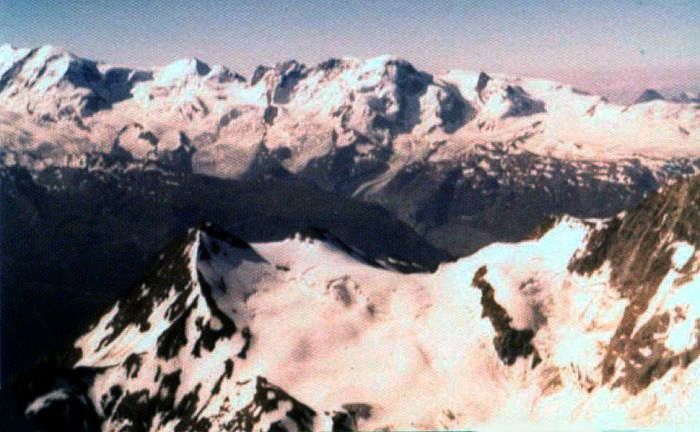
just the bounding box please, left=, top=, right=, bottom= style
left=634, top=89, right=665, bottom=104
left=472, top=266, right=540, bottom=367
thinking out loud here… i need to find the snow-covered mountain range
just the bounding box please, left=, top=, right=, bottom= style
left=3, top=43, right=700, bottom=431
left=16, top=175, right=700, bottom=431
left=1, top=43, right=698, bottom=168
left=2, top=43, right=700, bottom=254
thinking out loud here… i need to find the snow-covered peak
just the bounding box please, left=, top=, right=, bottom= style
left=21, top=176, right=700, bottom=430
left=0, top=42, right=18, bottom=53
left=153, top=57, right=211, bottom=86
left=249, top=59, right=306, bottom=86
left=0, top=44, right=83, bottom=92
left=357, top=54, right=412, bottom=73
left=205, top=63, right=244, bottom=83
left=0, top=43, right=30, bottom=73
left=0, top=44, right=154, bottom=122
left=75, top=223, right=269, bottom=367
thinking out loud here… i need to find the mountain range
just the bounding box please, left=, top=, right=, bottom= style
left=1, top=43, right=700, bottom=430
left=1, top=43, right=699, bottom=255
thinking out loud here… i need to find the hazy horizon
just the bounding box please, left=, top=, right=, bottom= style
left=1, top=0, right=698, bottom=103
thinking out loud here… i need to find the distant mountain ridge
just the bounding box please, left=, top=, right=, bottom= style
left=1, top=42, right=698, bottom=175
left=1, top=43, right=699, bottom=256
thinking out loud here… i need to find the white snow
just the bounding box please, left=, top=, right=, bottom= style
left=1, top=45, right=699, bottom=181
left=153, top=58, right=209, bottom=86
left=7, top=44, right=700, bottom=430
left=672, top=241, right=695, bottom=270
left=630, top=241, right=699, bottom=354
left=63, top=216, right=700, bottom=430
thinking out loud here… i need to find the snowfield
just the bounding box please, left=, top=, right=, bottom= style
left=28, top=206, right=695, bottom=431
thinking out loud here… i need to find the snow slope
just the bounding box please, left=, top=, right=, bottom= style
left=21, top=177, right=700, bottom=431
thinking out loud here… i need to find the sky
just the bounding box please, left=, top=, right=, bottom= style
left=0, top=0, right=698, bottom=102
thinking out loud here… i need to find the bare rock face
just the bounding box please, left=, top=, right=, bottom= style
left=472, top=266, right=540, bottom=367
left=569, top=177, right=700, bottom=394
left=475, top=71, right=491, bottom=99
left=634, top=89, right=665, bottom=104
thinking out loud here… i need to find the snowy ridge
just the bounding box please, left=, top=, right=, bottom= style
left=1, top=43, right=699, bottom=176
left=20, top=178, right=700, bottom=430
